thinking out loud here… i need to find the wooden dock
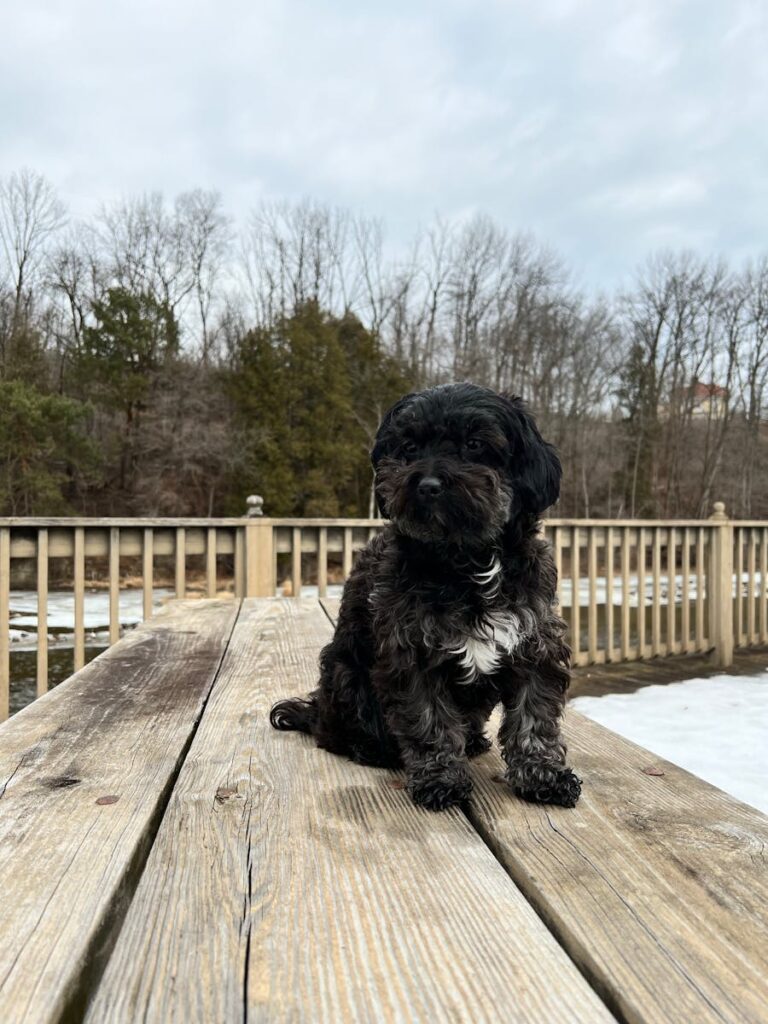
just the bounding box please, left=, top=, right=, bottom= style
left=1, top=598, right=766, bottom=1023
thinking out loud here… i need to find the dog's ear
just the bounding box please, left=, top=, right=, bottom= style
left=371, top=392, right=418, bottom=468
left=500, top=393, right=561, bottom=514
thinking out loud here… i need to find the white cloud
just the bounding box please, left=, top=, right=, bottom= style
left=0, top=0, right=766, bottom=287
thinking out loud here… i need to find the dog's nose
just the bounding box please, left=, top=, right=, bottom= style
left=417, top=476, right=443, bottom=500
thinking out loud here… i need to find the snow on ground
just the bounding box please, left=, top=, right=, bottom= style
left=570, top=673, right=768, bottom=815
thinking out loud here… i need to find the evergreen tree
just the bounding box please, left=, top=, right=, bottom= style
left=227, top=301, right=412, bottom=515
left=0, top=380, right=98, bottom=514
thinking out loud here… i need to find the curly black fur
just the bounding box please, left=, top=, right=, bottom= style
left=271, top=382, right=582, bottom=811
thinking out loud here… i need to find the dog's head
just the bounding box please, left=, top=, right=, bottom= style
left=371, top=383, right=560, bottom=546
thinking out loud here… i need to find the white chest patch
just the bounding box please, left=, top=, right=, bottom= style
left=450, top=609, right=528, bottom=682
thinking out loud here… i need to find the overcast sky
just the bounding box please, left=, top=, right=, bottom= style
left=2, top=0, right=766, bottom=290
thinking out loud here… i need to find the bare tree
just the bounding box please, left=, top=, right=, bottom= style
left=0, top=169, right=65, bottom=368
left=175, top=190, right=232, bottom=362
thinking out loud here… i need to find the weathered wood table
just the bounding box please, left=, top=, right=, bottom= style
left=1, top=599, right=766, bottom=1023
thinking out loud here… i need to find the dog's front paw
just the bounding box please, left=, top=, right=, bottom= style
left=508, top=764, right=582, bottom=808
left=408, top=761, right=473, bottom=811
left=465, top=731, right=493, bottom=759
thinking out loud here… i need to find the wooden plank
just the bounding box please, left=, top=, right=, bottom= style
left=0, top=599, right=239, bottom=1024
left=468, top=711, right=768, bottom=1024
left=0, top=527, right=9, bottom=721
left=87, top=600, right=614, bottom=1024
left=74, top=527, right=86, bottom=672
left=17, top=526, right=236, bottom=561
left=37, top=528, right=48, bottom=697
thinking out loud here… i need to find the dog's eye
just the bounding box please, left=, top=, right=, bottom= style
left=401, top=441, right=418, bottom=456
left=465, top=439, right=484, bottom=453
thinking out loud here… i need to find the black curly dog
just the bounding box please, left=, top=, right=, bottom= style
left=270, top=382, right=581, bottom=811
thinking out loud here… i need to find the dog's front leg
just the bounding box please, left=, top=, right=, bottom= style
left=374, top=662, right=471, bottom=811
left=499, top=659, right=582, bottom=807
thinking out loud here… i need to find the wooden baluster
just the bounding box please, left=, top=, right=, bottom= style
left=605, top=526, right=614, bottom=662
left=234, top=528, right=245, bottom=599
left=681, top=528, right=690, bottom=654
left=747, top=528, right=757, bottom=645
left=637, top=528, right=646, bottom=658
left=621, top=528, right=631, bottom=661
left=0, top=527, right=9, bottom=720
left=571, top=528, right=581, bottom=665
left=342, top=526, right=353, bottom=580
left=696, top=528, right=705, bottom=650
left=207, top=527, right=217, bottom=599
left=109, top=527, right=120, bottom=645
left=175, top=528, right=186, bottom=600
left=651, top=530, right=662, bottom=656
left=761, top=528, right=768, bottom=645
left=143, top=529, right=154, bottom=620
left=666, top=529, right=677, bottom=655
left=553, top=527, right=563, bottom=610
left=318, top=527, right=328, bottom=598
left=37, top=529, right=49, bottom=697
left=74, top=527, right=85, bottom=671
left=587, top=530, right=598, bottom=664
left=734, top=528, right=743, bottom=647
left=292, top=527, right=302, bottom=599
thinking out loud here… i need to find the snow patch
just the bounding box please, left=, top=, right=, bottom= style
left=570, top=673, right=768, bottom=815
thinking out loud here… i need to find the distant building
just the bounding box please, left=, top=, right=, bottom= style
left=660, top=380, right=729, bottom=420
left=687, top=380, right=729, bottom=419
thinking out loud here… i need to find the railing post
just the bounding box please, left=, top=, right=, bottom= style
left=245, top=519, right=275, bottom=597
left=709, top=502, right=734, bottom=667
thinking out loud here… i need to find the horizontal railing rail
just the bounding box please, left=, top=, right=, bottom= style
left=1, top=503, right=766, bottom=718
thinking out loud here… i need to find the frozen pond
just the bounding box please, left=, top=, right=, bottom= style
left=6, top=589, right=173, bottom=715
left=8, top=588, right=174, bottom=650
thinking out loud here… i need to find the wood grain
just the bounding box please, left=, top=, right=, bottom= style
left=322, top=596, right=768, bottom=1023
left=86, top=599, right=614, bottom=1024
left=469, top=710, right=768, bottom=1024
left=0, top=599, right=238, bottom=1024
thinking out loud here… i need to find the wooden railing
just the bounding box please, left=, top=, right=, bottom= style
left=1, top=504, right=766, bottom=718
